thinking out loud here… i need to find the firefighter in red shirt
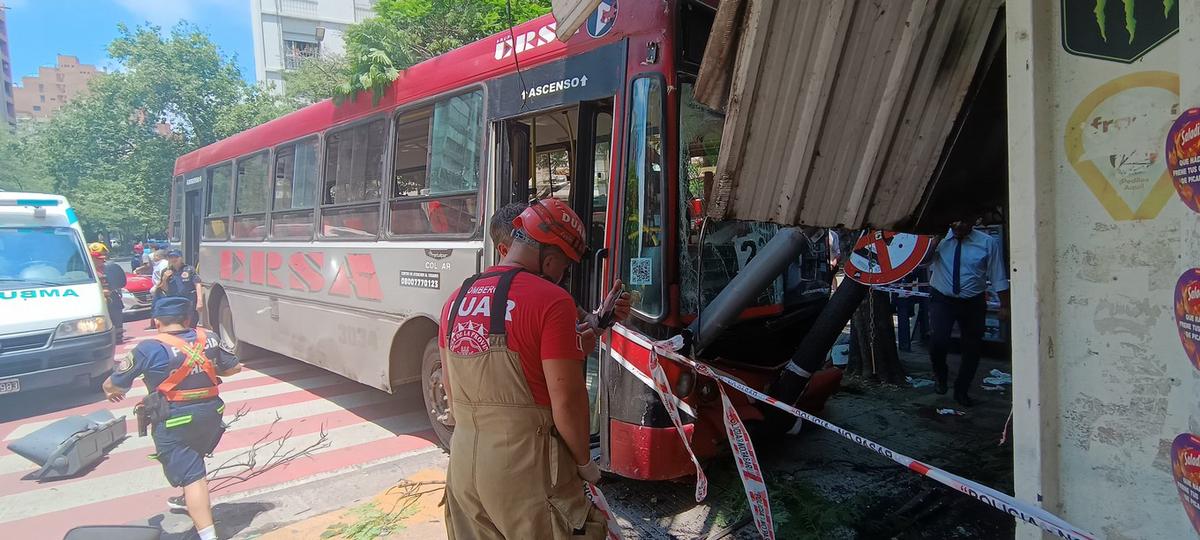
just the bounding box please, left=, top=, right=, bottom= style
left=439, top=198, right=607, bottom=539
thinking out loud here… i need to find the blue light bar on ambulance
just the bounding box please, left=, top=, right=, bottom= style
left=0, top=199, right=61, bottom=207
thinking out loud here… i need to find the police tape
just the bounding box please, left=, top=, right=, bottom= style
left=692, top=361, right=774, bottom=539
left=609, top=325, right=1095, bottom=539
left=871, top=285, right=931, bottom=297
left=585, top=483, right=624, bottom=540
left=647, top=352, right=708, bottom=503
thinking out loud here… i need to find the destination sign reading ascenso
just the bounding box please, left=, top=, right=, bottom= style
left=521, top=76, right=588, bottom=100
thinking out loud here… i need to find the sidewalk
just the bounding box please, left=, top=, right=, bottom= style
left=254, top=469, right=447, bottom=540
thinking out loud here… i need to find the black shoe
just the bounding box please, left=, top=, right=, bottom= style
left=167, top=494, right=187, bottom=511
left=954, top=392, right=974, bottom=407
left=935, top=378, right=948, bottom=395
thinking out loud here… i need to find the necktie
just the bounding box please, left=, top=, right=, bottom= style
left=952, top=239, right=962, bottom=296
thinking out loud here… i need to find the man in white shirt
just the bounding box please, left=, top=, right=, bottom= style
left=927, top=211, right=1009, bottom=406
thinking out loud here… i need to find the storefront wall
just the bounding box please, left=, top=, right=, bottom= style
left=1008, top=0, right=1200, bottom=537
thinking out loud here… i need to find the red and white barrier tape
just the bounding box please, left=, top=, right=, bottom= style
left=585, top=482, right=624, bottom=540
left=871, top=285, right=931, bottom=297
left=647, top=352, right=708, bottom=502
left=692, top=360, right=774, bottom=539
left=613, top=325, right=1095, bottom=540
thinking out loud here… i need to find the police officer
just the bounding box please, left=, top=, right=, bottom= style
left=440, top=198, right=608, bottom=539
left=102, top=297, right=240, bottom=540
left=162, top=249, right=204, bottom=328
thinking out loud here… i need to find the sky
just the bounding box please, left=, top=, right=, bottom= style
left=3, top=0, right=257, bottom=84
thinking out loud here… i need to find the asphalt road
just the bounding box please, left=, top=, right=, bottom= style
left=0, top=319, right=446, bottom=539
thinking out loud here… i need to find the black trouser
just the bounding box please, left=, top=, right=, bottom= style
left=107, top=295, right=124, bottom=340
left=928, top=291, right=986, bottom=396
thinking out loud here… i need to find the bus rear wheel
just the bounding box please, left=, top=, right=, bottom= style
left=422, top=337, right=453, bottom=449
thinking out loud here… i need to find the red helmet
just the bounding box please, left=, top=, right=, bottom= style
left=512, top=198, right=588, bottom=263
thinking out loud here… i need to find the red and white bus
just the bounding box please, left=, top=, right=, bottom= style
left=171, top=0, right=834, bottom=481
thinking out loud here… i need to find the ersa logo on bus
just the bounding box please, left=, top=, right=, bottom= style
left=217, top=249, right=384, bottom=302
left=494, top=22, right=557, bottom=61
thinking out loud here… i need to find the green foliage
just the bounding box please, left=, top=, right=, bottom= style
left=5, top=23, right=293, bottom=240
left=321, top=501, right=418, bottom=540
left=0, top=124, right=54, bottom=194
left=336, top=0, right=552, bottom=104
left=282, top=53, right=352, bottom=105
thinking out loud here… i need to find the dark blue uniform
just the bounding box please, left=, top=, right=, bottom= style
left=110, top=329, right=238, bottom=487
left=164, top=265, right=202, bottom=326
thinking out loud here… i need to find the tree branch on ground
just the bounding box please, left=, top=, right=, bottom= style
left=206, top=411, right=331, bottom=494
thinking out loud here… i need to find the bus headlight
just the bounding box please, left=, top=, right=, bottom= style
left=55, top=316, right=111, bottom=339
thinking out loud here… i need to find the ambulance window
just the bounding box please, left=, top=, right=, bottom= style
left=619, top=76, right=666, bottom=318
left=203, top=162, right=232, bottom=240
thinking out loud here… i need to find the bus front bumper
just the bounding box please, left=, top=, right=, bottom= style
left=0, top=330, right=115, bottom=395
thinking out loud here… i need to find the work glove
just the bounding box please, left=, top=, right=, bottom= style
left=577, top=460, right=601, bottom=484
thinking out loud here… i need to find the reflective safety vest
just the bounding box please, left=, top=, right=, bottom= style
left=151, top=328, right=219, bottom=402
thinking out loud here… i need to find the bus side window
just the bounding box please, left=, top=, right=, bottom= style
left=388, top=90, right=483, bottom=237
left=272, top=137, right=319, bottom=239
left=233, top=151, right=270, bottom=240
left=321, top=118, right=386, bottom=240
left=203, top=162, right=233, bottom=240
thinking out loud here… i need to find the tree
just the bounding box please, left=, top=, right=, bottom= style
left=281, top=54, right=351, bottom=105
left=0, top=124, right=54, bottom=193
left=337, top=0, right=552, bottom=102
left=30, top=23, right=293, bottom=239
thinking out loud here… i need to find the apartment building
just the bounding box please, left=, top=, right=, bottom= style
left=12, top=55, right=98, bottom=121
left=0, top=5, right=15, bottom=127
left=250, top=0, right=377, bottom=92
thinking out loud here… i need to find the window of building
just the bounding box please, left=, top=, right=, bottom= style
left=203, top=163, right=233, bottom=240
left=233, top=152, right=270, bottom=240
left=619, top=76, right=667, bottom=318
left=38, top=95, right=44, bottom=103
left=272, top=137, right=319, bottom=239
left=283, top=39, right=320, bottom=70
left=388, top=90, right=483, bottom=236
left=321, top=118, right=386, bottom=239
left=32, top=105, right=40, bottom=112
left=37, top=83, right=43, bottom=92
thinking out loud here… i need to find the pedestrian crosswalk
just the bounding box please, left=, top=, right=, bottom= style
left=0, top=321, right=439, bottom=539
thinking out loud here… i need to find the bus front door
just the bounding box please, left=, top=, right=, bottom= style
left=495, top=100, right=616, bottom=440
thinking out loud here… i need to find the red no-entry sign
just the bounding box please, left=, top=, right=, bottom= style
left=846, top=230, right=933, bottom=285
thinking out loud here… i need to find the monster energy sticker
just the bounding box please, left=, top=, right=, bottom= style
left=1062, top=0, right=1178, bottom=63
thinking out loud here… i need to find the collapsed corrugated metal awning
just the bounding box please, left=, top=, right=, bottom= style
left=697, top=0, right=1002, bottom=230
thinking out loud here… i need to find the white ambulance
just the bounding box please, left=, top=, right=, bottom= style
left=0, top=193, right=115, bottom=395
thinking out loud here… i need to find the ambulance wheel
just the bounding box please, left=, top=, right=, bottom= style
left=422, top=337, right=454, bottom=449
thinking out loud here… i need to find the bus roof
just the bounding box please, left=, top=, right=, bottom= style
left=174, top=11, right=630, bottom=177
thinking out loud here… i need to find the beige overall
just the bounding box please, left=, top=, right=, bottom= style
left=443, top=269, right=607, bottom=540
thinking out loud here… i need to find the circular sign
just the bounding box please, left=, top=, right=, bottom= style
left=1174, top=269, right=1200, bottom=371
left=1172, top=433, right=1200, bottom=533
left=586, top=0, right=618, bottom=38
left=846, top=230, right=933, bottom=285
left=1167, top=107, right=1200, bottom=213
